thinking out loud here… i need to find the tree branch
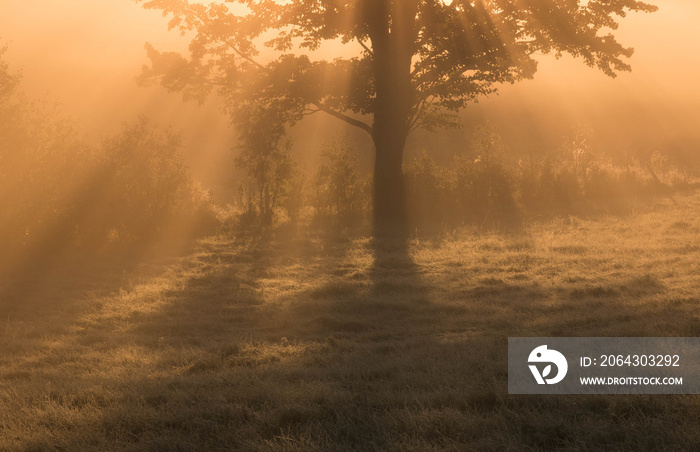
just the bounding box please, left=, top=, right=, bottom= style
left=225, top=39, right=267, bottom=70
left=408, top=95, right=434, bottom=134
left=357, top=37, right=374, bottom=57
left=302, top=107, right=321, bottom=116
left=311, top=102, right=372, bottom=135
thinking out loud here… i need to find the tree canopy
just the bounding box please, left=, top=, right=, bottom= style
left=139, top=0, right=656, bottom=133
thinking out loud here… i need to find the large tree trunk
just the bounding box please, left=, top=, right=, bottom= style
left=372, top=108, right=408, bottom=233
left=369, top=1, right=416, bottom=235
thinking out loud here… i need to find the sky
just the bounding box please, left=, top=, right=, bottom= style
left=1, top=0, right=699, bottom=183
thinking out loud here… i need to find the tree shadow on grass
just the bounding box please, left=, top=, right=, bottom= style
left=99, top=231, right=435, bottom=450
left=12, top=228, right=700, bottom=451
left=17, top=231, right=433, bottom=450
left=0, top=246, right=184, bottom=359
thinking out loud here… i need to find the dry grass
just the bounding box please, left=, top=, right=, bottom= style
left=2, top=192, right=700, bottom=451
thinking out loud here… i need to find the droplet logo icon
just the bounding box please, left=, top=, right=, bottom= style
left=528, top=345, right=568, bottom=385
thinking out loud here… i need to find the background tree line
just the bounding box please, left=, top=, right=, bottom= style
left=233, top=123, right=691, bottom=232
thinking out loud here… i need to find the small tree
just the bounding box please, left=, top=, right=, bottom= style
left=89, top=117, right=213, bottom=244
left=235, top=109, right=299, bottom=225
left=313, top=144, right=367, bottom=226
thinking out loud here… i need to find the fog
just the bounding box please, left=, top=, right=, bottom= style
left=3, top=3, right=700, bottom=449
left=2, top=0, right=699, bottom=188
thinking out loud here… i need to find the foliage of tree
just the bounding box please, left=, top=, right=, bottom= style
left=0, top=51, right=215, bottom=258
left=312, top=143, right=368, bottom=226
left=137, top=0, right=657, bottom=229
left=0, top=47, right=95, bottom=256
left=92, top=117, right=216, bottom=243
left=235, top=109, right=300, bottom=225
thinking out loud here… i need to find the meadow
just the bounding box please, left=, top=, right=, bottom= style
left=1, top=190, right=700, bottom=451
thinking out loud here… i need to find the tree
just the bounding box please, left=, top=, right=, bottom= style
left=235, top=107, right=299, bottom=225
left=313, top=143, right=367, bottom=225
left=137, top=0, right=657, bottom=231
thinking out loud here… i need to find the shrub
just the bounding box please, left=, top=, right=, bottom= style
left=82, top=117, right=217, bottom=245
left=405, top=151, right=452, bottom=227
left=517, top=158, right=580, bottom=212
left=453, top=152, right=518, bottom=223
left=0, top=66, right=97, bottom=256
left=312, top=143, right=368, bottom=227
left=405, top=125, right=519, bottom=228
left=1, top=42, right=219, bottom=255
left=0, top=98, right=217, bottom=258
left=235, top=138, right=302, bottom=226
left=402, top=125, right=690, bottom=227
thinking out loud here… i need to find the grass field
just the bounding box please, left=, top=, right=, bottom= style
left=2, top=191, right=700, bottom=451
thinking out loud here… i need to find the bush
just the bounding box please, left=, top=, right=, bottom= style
left=312, top=143, right=369, bottom=227
left=517, top=158, right=580, bottom=212
left=235, top=110, right=303, bottom=227
left=402, top=125, right=690, bottom=228
left=0, top=71, right=98, bottom=256
left=81, top=117, right=217, bottom=245
left=405, top=125, right=519, bottom=228
left=1, top=44, right=218, bottom=256
left=405, top=151, right=452, bottom=227
left=0, top=88, right=217, bottom=258
left=453, top=153, right=518, bottom=222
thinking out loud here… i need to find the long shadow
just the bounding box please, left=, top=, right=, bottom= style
left=0, top=246, right=179, bottom=340
left=18, top=229, right=433, bottom=450
left=13, top=227, right=700, bottom=450
left=369, top=232, right=417, bottom=292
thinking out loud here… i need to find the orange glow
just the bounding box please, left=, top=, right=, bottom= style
left=0, top=0, right=698, bottom=260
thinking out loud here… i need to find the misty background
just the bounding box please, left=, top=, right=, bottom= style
left=2, top=0, right=699, bottom=197
left=4, top=3, right=700, bottom=450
